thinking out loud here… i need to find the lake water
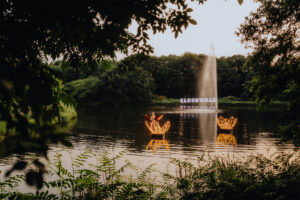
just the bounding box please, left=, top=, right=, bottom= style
left=0, top=105, right=295, bottom=192
left=61, top=105, right=293, bottom=161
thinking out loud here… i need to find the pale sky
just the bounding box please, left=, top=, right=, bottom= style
left=120, top=0, right=259, bottom=59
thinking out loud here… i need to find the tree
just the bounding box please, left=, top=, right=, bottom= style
left=0, top=0, right=206, bottom=149
left=141, top=53, right=206, bottom=98
left=237, top=0, right=300, bottom=143
left=217, top=55, right=252, bottom=99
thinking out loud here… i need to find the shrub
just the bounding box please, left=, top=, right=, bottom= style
left=95, top=66, right=155, bottom=104
left=2, top=151, right=300, bottom=199
left=64, top=66, right=155, bottom=105
left=63, top=76, right=100, bottom=104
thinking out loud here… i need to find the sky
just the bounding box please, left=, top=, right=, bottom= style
left=119, top=0, right=260, bottom=59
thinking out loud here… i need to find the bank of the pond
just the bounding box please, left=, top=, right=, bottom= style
left=75, top=98, right=288, bottom=108
left=1, top=151, right=300, bottom=200
left=152, top=98, right=289, bottom=107
left=0, top=104, right=77, bottom=142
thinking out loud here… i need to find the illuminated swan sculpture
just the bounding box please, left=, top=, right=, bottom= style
left=217, top=116, right=237, bottom=130
left=145, top=112, right=170, bottom=135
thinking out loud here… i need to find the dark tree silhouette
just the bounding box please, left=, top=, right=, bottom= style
left=0, top=0, right=206, bottom=145
left=237, top=0, right=300, bottom=143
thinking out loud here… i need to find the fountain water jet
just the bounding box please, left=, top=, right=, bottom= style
left=197, top=44, right=218, bottom=110
left=196, top=44, right=218, bottom=146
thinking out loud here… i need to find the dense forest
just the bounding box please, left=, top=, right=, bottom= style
left=50, top=53, right=255, bottom=105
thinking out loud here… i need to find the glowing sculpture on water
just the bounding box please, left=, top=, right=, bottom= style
left=216, top=133, right=237, bottom=146
left=146, top=139, right=170, bottom=153
left=145, top=112, right=170, bottom=135
left=217, top=116, right=237, bottom=130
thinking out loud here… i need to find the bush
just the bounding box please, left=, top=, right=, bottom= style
left=63, top=66, right=155, bottom=105
left=63, top=76, right=100, bottom=104
left=95, top=66, right=155, bottom=104
left=2, top=151, right=300, bottom=199
left=222, top=96, right=240, bottom=101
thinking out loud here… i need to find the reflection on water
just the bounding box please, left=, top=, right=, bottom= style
left=146, top=138, right=170, bottom=154
left=216, top=134, right=237, bottom=146
left=0, top=105, right=295, bottom=193
left=0, top=105, right=289, bottom=167
left=197, top=112, right=217, bottom=144
left=64, top=105, right=292, bottom=156
left=0, top=105, right=292, bottom=165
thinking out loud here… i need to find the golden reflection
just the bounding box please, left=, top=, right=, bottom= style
left=146, top=138, right=170, bottom=153
left=216, top=133, right=237, bottom=146
left=145, top=112, right=170, bottom=135
left=217, top=116, right=238, bottom=130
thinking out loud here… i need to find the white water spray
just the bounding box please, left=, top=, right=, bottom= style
left=197, top=44, right=218, bottom=110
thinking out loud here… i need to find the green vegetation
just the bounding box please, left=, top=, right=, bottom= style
left=59, top=53, right=256, bottom=106
left=1, top=151, right=300, bottom=199
left=62, top=65, right=155, bottom=105
left=237, top=0, right=300, bottom=143
left=1, top=0, right=299, bottom=194
left=63, top=77, right=101, bottom=105
left=1, top=0, right=207, bottom=156
left=152, top=97, right=288, bottom=107
left=217, top=55, right=253, bottom=100
left=2, top=0, right=297, bottom=148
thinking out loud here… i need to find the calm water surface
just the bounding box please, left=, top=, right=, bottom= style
left=66, top=105, right=293, bottom=157
left=1, top=105, right=295, bottom=192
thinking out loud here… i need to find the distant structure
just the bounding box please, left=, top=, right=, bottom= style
left=180, top=44, right=218, bottom=110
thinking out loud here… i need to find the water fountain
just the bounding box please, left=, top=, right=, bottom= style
left=179, top=43, right=218, bottom=112
left=179, top=44, right=218, bottom=146
left=197, top=43, right=218, bottom=110
left=161, top=44, right=219, bottom=147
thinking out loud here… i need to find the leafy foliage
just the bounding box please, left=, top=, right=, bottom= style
left=61, top=53, right=256, bottom=104
left=0, top=0, right=208, bottom=156
left=63, top=77, right=101, bottom=105
left=1, top=151, right=300, bottom=199
left=63, top=64, right=155, bottom=105
left=95, top=65, right=155, bottom=105
left=143, top=53, right=207, bottom=98
left=217, top=55, right=253, bottom=100
left=237, top=0, right=300, bottom=143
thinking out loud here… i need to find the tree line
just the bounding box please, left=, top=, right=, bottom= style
left=49, top=53, right=255, bottom=105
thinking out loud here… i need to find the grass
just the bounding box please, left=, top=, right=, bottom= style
left=152, top=97, right=288, bottom=107
left=1, top=150, right=300, bottom=199
left=153, top=98, right=180, bottom=106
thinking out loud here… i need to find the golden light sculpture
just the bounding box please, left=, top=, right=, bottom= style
left=146, top=139, right=170, bottom=153
left=216, top=133, right=237, bottom=146
left=145, top=112, right=170, bottom=135
left=217, top=116, right=238, bottom=130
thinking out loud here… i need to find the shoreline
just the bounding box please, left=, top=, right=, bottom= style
left=76, top=98, right=289, bottom=108
left=152, top=98, right=289, bottom=107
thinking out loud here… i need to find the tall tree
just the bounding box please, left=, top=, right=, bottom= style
left=0, top=0, right=206, bottom=143
left=217, top=55, right=251, bottom=99
left=237, top=0, right=300, bottom=142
